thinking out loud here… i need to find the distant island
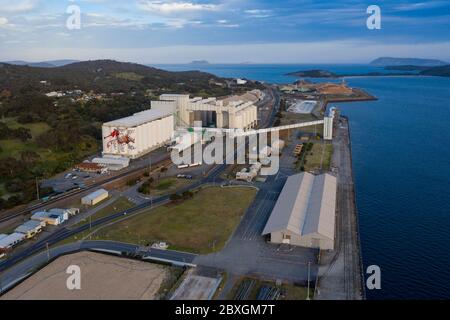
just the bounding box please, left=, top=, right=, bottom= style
left=190, top=60, right=210, bottom=65
left=286, top=70, right=339, bottom=78
left=286, top=64, right=450, bottom=79
left=370, top=57, right=447, bottom=67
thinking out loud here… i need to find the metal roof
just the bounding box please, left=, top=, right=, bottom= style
left=103, top=108, right=173, bottom=127
left=262, top=172, right=337, bottom=240
left=82, top=189, right=108, bottom=201
left=15, top=220, right=44, bottom=233
left=0, top=233, right=26, bottom=248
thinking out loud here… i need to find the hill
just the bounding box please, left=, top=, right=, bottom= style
left=419, top=65, right=450, bottom=77
left=0, top=59, right=236, bottom=96
left=0, top=59, right=261, bottom=209
left=370, top=57, right=447, bottom=67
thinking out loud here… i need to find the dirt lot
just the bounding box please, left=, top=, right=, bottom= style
left=1, top=252, right=172, bottom=300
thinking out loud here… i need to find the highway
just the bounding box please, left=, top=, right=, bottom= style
left=0, top=86, right=280, bottom=292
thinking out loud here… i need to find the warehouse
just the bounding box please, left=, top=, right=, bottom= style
left=31, top=211, right=67, bottom=226
left=92, top=155, right=130, bottom=171
left=262, top=172, right=337, bottom=250
left=15, top=220, right=46, bottom=239
left=0, top=233, right=26, bottom=252
left=75, top=162, right=108, bottom=174
left=81, top=189, right=109, bottom=206
left=102, top=108, right=174, bottom=159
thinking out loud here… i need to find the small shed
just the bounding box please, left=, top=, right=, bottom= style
left=81, top=189, right=109, bottom=206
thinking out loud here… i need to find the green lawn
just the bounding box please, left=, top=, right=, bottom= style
left=297, top=142, right=333, bottom=172
left=94, top=186, right=257, bottom=254
left=142, top=177, right=197, bottom=196
left=1, top=118, right=51, bottom=140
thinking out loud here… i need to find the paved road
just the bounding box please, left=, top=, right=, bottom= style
left=0, top=86, right=281, bottom=292
left=0, top=149, right=171, bottom=224
left=314, top=116, right=363, bottom=300
left=0, top=240, right=197, bottom=294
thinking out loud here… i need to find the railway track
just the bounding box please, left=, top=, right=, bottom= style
left=0, top=156, right=171, bottom=224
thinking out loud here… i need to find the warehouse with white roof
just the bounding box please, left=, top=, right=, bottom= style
left=81, top=189, right=109, bottom=206
left=0, top=233, right=26, bottom=252
left=262, top=172, right=337, bottom=250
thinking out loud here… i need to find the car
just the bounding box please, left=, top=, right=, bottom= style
left=72, top=176, right=78, bottom=180
left=64, top=173, right=72, bottom=179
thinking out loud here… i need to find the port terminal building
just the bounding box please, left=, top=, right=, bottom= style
left=101, top=91, right=260, bottom=159
left=262, top=172, right=337, bottom=250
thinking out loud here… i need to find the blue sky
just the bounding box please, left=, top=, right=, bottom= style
left=0, top=0, right=449, bottom=63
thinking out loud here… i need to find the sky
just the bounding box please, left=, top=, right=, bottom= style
left=0, top=0, right=449, bottom=63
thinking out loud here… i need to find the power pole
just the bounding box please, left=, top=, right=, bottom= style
left=36, top=177, right=40, bottom=200
left=46, top=242, right=50, bottom=262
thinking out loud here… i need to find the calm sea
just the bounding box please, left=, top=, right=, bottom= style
left=154, top=64, right=450, bottom=299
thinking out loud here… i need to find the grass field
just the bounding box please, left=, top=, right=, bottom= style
left=70, top=197, right=134, bottom=229
left=298, top=142, right=333, bottom=172
left=94, top=186, right=257, bottom=253
left=145, top=177, right=197, bottom=196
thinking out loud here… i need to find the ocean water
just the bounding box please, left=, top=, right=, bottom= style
left=157, top=64, right=450, bottom=299
left=153, top=63, right=394, bottom=84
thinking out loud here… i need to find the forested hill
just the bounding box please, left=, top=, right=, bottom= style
left=0, top=60, right=261, bottom=210
left=0, top=59, right=236, bottom=96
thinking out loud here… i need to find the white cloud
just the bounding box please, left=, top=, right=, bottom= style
left=138, top=1, right=218, bottom=14
left=394, top=1, right=448, bottom=12
left=245, top=9, right=272, bottom=18
left=0, top=17, right=9, bottom=26
left=0, top=0, right=38, bottom=14
left=5, top=40, right=450, bottom=64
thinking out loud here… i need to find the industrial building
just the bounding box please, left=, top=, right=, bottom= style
left=102, top=108, right=174, bottom=159
left=101, top=91, right=261, bottom=159
left=75, top=162, right=108, bottom=174
left=323, top=107, right=337, bottom=140
left=31, top=211, right=67, bottom=226
left=262, top=172, right=337, bottom=250
left=81, top=189, right=109, bottom=206
left=92, top=155, right=130, bottom=171
left=0, top=233, right=26, bottom=252
left=236, top=162, right=262, bottom=182
left=14, top=220, right=46, bottom=239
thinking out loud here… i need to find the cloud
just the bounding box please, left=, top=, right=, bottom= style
left=394, top=1, right=448, bottom=12
left=5, top=40, right=450, bottom=64
left=138, top=1, right=218, bottom=14
left=0, top=0, right=38, bottom=14
left=0, top=17, right=9, bottom=26
left=245, top=9, right=272, bottom=18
